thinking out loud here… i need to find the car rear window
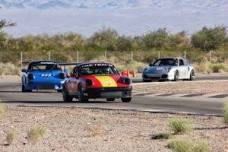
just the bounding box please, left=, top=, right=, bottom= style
left=29, top=64, right=62, bottom=71
left=77, top=64, right=119, bottom=75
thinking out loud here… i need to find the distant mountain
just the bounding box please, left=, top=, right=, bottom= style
left=0, top=0, right=228, bottom=9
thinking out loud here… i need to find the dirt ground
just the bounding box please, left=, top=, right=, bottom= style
left=134, top=80, right=228, bottom=95
left=0, top=106, right=227, bottom=152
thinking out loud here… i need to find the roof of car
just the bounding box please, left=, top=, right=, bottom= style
left=77, top=62, right=114, bottom=67
left=28, top=61, right=58, bottom=65
left=158, top=57, right=186, bottom=60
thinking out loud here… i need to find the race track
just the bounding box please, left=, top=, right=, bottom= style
left=0, top=81, right=224, bottom=116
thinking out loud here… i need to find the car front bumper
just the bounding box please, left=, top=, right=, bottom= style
left=142, top=73, right=174, bottom=81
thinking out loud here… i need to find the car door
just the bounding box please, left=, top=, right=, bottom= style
left=179, top=59, right=189, bottom=79
left=178, top=59, right=188, bottom=79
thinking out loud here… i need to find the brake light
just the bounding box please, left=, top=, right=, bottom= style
left=118, top=77, right=131, bottom=85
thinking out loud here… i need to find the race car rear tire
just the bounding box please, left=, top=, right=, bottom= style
left=173, top=71, right=179, bottom=81
left=121, top=98, right=132, bottom=103
left=189, top=70, right=195, bottom=81
left=22, top=85, right=32, bottom=92
left=63, top=90, right=73, bottom=102
left=106, top=98, right=115, bottom=102
left=78, top=86, right=88, bottom=102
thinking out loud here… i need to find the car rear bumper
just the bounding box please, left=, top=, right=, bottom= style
left=27, top=81, right=64, bottom=90
left=70, top=87, right=132, bottom=98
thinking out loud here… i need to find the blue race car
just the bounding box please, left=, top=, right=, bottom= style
left=21, top=61, right=68, bottom=92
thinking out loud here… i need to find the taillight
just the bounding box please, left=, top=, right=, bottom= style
left=86, top=79, right=93, bottom=86
left=28, top=73, right=34, bottom=80
left=118, top=77, right=131, bottom=85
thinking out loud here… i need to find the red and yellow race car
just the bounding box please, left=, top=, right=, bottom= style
left=62, top=62, right=132, bottom=102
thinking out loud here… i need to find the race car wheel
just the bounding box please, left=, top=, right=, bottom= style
left=63, top=90, right=73, bottom=102
left=22, top=85, right=32, bottom=92
left=106, top=98, right=115, bottom=102
left=189, top=70, right=195, bottom=81
left=121, top=98, right=132, bottom=103
left=78, top=85, right=88, bottom=102
left=173, top=71, right=179, bottom=81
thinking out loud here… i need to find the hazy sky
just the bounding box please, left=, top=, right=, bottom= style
left=0, top=0, right=227, bottom=37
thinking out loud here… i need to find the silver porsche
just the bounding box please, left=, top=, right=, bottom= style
left=142, top=57, right=195, bottom=82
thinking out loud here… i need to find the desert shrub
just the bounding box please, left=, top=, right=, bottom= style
left=5, top=129, right=16, bottom=145
left=224, top=102, right=228, bottom=124
left=168, top=138, right=209, bottom=152
left=27, top=126, right=46, bottom=144
left=0, top=62, right=20, bottom=75
left=169, top=117, right=193, bottom=135
left=0, top=102, right=6, bottom=119
left=168, top=138, right=193, bottom=152
left=192, top=140, right=209, bottom=152
left=209, top=63, right=227, bottom=73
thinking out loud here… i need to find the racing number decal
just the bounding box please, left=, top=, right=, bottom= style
left=95, top=76, right=117, bottom=88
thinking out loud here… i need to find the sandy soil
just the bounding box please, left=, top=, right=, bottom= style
left=134, top=80, right=228, bottom=94
left=0, top=106, right=227, bottom=152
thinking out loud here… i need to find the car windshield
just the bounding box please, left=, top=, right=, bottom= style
left=29, top=64, right=61, bottom=71
left=152, top=58, right=178, bottom=66
left=78, top=65, right=119, bottom=75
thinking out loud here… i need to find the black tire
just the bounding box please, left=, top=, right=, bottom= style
left=78, top=85, right=88, bottom=102
left=57, top=89, right=62, bottom=93
left=173, top=71, right=179, bottom=81
left=22, top=85, right=32, bottom=92
left=62, top=89, right=73, bottom=102
left=121, top=98, right=132, bottom=103
left=143, top=79, right=152, bottom=82
left=189, top=70, right=195, bottom=81
left=106, top=98, right=115, bottom=102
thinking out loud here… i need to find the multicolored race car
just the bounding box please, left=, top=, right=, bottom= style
left=62, top=62, right=132, bottom=102
left=21, top=61, right=68, bottom=92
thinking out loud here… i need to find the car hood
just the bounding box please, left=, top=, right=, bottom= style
left=144, top=66, right=172, bottom=73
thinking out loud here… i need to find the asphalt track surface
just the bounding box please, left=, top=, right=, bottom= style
left=0, top=79, right=225, bottom=116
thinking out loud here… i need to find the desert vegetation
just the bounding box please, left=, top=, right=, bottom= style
left=0, top=23, right=228, bottom=74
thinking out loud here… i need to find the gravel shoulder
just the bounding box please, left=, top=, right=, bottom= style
left=134, top=80, right=228, bottom=94
left=0, top=106, right=227, bottom=152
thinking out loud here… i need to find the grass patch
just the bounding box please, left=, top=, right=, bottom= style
left=169, top=117, right=193, bottom=135
left=224, top=102, right=228, bottom=124
left=27, top=126, right=47, bottom=144
left=151, top=133, right=171, bottom=140
left=168, top=138, right=209, bottom=152
left=0, top=102, right=6, bottom=119
left=209, top=63, right=227, bottom=73
left=5, top=129, right=16, bottom=146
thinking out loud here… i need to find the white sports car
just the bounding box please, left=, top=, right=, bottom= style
left=142, top=57, right=195, bottom=82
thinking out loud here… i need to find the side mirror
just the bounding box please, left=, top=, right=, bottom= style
left=21, top=69, right=27, bottom=73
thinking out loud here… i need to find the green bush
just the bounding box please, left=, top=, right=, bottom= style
left=5, top=129, right=17, bottom=145
left=209, top=63, right=227, bottom=73
left=168, top=139, right=193, bottom=152
left=27, top=126, right=47, bottom=144
left=168, top=138, right=209, bottom=152
left=224, top=102, right=228, bottom=124
left=169, top=118, right=193, bottom=135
